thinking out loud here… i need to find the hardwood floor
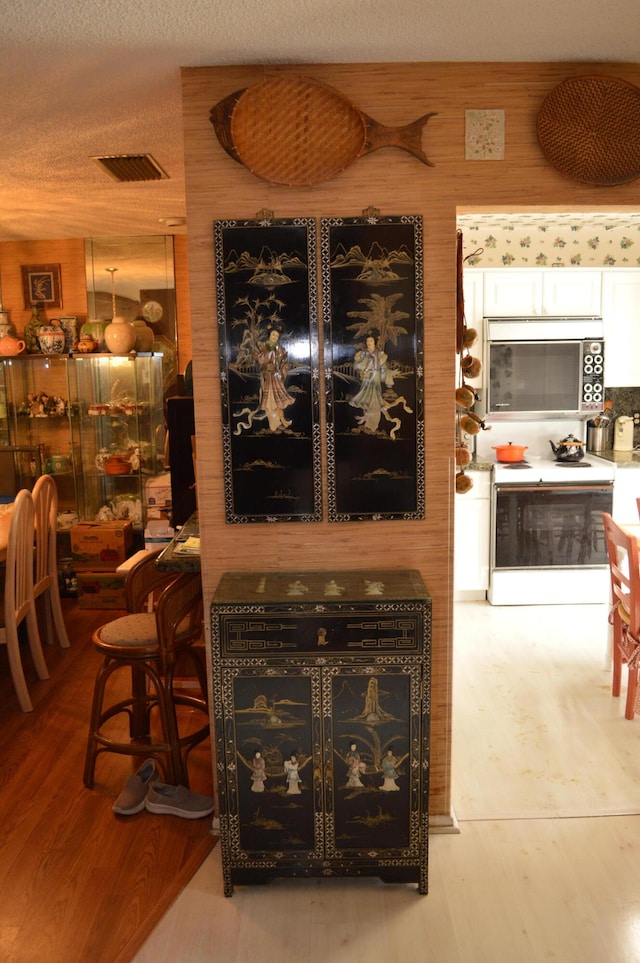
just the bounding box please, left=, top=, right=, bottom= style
left=133, top=601, right=640, bottom=963
left=0, top=600, right=215, bottom=963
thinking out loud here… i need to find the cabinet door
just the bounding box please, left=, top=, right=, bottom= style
left=462, top=271, right=485, bottom=387
left=3, top=356, right=81, bottom=513
left=74, top=354, right=165, bottom=528
left=222, top=665, right=321, bottom=863
left=218, top=659, right=426, bottom=892
left=602, top=270, right=640, bottom=387
left=612, top=467, right=640, bottom=523
left=454, top=471, right=491, bottom=599
left=542, top=269, right=602, bottom=316
left=324, top=663, right=424, bottom=861
left=483, top=269, right=543, bottom=316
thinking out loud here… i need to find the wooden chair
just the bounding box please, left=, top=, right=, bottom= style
left=83, top=551, right=209, bottom=788
left=32, top=474, right=70, bottom=648
left=0, top=489, right=49, bottom=712
left=602, top=512, right=640, bottom=719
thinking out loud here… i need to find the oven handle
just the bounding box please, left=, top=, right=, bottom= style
left=494, top=484, right=613, bottom=493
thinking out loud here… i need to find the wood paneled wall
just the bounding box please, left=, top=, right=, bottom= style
left=0, top=239, right=89, bottom=329
left=182, top=61, right=640, bottom=822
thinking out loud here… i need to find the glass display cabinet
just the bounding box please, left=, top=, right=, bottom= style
left=0, top=353, right=165, bottom=530
left=2, top=356, right=81, bottom=512
left=74, top=353, right=165, bottom=530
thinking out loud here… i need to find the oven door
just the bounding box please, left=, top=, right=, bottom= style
left=489, top=482, right=613, bottom=605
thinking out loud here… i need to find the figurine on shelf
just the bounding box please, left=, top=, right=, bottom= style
left=24, top=303, right=43, bottom=353
left=95, top=504, right=115, bottom=522
left=128, top=446, right=140, bottom=471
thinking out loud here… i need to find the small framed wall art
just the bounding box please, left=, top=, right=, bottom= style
left=214, top=215, right=321, bottom=523
left=21, top=263, right=62, bottom=309
left=321, top=213, right=424, bottom=521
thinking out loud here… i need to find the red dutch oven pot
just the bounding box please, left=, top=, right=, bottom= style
left=492, top=442, right=528, bottom=463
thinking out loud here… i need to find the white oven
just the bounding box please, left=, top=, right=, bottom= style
left=489, top=455, right=615, bottom=605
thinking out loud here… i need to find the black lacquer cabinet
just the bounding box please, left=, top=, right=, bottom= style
left=210, top=569, right=431, bottom=896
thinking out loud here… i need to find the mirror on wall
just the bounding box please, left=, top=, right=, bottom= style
left=84, top=235, right=177, bottom=387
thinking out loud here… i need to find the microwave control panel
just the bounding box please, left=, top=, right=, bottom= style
left=581, top=340, right=605, bottom=410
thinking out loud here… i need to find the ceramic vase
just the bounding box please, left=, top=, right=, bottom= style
left=103, top=316, right=136, bottom=355
left=131, top=318, right=155, bottom=352
left=58, top=316, right=77, bottom=353
left=38, top=322, right=66, bottom=355
left=0, top=311, right=15, bottom=340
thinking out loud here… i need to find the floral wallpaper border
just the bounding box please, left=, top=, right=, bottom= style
left=458, top=213, right=640, bottom=268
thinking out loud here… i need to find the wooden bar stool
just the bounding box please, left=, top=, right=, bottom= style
left=83, top=552, right=209, bottom=788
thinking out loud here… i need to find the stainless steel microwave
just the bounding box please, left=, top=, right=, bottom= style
left=483, top=317, right=605, bottom=420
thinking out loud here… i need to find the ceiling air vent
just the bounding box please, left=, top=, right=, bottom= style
left=91, top=153, right=169, bottom=183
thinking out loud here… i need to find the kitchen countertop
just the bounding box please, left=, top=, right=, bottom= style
left=465, top=461, right=493, bottom=472
left=591, top=449, right=640, bottom=467
left=156, top=512, right=201, bottom=572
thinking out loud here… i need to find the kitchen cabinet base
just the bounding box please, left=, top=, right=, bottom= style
left=226, top=863, right=426, bottom=895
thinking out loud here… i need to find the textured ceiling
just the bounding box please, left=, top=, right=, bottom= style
left=2, top=0, right=640, bottom=243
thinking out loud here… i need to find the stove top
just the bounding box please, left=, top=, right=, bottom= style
left=493, top=454, right=615, bottom=483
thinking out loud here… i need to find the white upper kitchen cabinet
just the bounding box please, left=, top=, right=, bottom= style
left=482, top=268, right=602, bottom=317
left=483, top=269, right=543, bottom=316
left=602, top=269, right=640, bottom=387
left=462, top=270, right=484, bottom=329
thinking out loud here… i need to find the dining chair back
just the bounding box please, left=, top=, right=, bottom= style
left=32, top=474, right=70, bottom=648
left=602, top=512, right=640, bottom=719
left=83, top=555, right=208, bottom=789
left=1, top=488, right=49, bottom=711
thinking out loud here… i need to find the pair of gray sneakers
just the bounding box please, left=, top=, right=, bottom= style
left=112, top=758, right=214, bottom=819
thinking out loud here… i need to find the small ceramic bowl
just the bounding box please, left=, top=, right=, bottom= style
left=104, top=456, right=131, bottom=475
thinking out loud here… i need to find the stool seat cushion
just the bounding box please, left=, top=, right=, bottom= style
left=98, top=612, right=193, bottom=647
left=99, top=613, right=157, bottom=647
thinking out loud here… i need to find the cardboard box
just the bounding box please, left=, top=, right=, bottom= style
left=76, top=571, right=126, bottom=609
left=71, top=520, right=134, bottom=570
left=145, top=472, right=172, bottom=509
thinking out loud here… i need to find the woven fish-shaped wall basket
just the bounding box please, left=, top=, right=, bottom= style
left=210, top=74, right=437, bottom=187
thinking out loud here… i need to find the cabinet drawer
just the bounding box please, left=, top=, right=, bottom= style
left=216, top=609, right=428, bottom=656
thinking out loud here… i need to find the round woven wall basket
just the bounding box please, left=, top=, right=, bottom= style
left=537, top=75, right=640, bottom=186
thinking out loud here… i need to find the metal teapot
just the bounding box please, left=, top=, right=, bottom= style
left=549, top=433, right=585, bottom=463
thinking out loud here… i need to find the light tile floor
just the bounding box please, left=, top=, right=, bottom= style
left=133, top=601, right=640, bottom=963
